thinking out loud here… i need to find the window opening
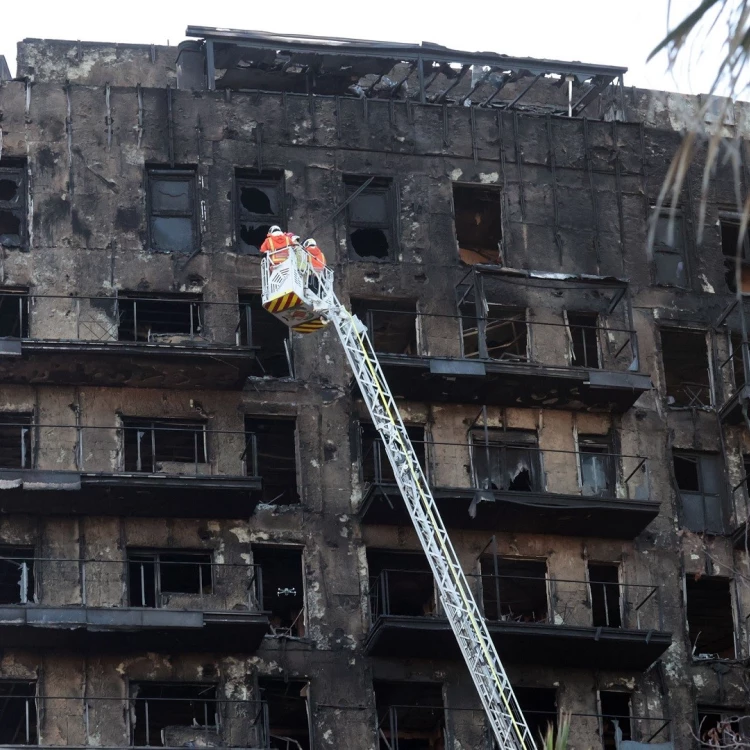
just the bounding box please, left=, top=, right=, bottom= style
left=567, top=312, right=600, bottom=368
left=148, top=169, right=197, bottom=254
left=578, top=434, right=614, bottom=498
left=258, top=678, right=310, bottom=750
left=122, top=418, right=207, bottom=473
left=480, top=557, right=548, bottom=623
left=460, top=303, right=527, bottom=361
left=239, top=294, right=291, bottom=377
left=128, top=550, right=213, bottom=608
left=0, top=413, right=32, bottom=470
left=360, top=422, right=425, bottom=484
left=117, top=292, right=203, bottom=343
left=244, top=417, right=299, bottom=505
left=697, top=706, right=750, bottom=746
left=471, top=428, right=539, bottom=493
left=599, top=691, right=631, bottom=750
left=660, top=329, right=712, bottom=408
left=345, top=177, right=394, bottom=260
left=652, top=208, right=688, bottom=287
left=253, top=546, right=305, bottom=637
left=367, top=550, right=435, bottom=618
left=351, top=299, right=418, bottom=355
left=0, top=164, right=26, bottom=249
left=720, top=214, right=750, bottom=293
left=236, top=172, right=284, bottom=255
left=673, top=453, right=725, bottom=534
left=453, top=184, right=502, bottom=265
left=588, top=563, right=621, bottom=628
left=0, top=681, right=36, bottom=745
left=374, top=680, right=444, bottom=750
left=512, top=687, right=557, bottom=743
left=0, top=547, right=34, bottom=605
left=686, top=575, right=735, bottom=659
left=131, top=683, right=217, bottom=747
left=0, top=289, right=29, bottom=338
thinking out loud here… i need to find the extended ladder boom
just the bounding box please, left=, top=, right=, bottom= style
left=261, top=249, right=534, bottom=749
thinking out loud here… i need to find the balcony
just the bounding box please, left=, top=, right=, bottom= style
left=0, top=556, right=269, bottom=651
left=353, top=273, right=651, bottom=412
left=0, top=421, right=263, bottom=517
left=364, top=569, right=672, bottom=670
left=358, top=437, right=658, bottom=539
left=0, top=292, right=263, bottom=389
left=0, top=691, right=281, bottom=749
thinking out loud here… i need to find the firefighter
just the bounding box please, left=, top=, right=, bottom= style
left=303, top=238, right=326, bottom=271
left=260, top=225, right=292, bottom=264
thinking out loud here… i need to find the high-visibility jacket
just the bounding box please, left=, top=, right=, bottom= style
left=305, top=243, right=326, bottom=271
left=261, top=231, right=292, bottom=263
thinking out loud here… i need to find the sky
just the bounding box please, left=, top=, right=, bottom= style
left=0, top=0, right=737, bottom=96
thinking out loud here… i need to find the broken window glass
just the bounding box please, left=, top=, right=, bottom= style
left=130, top=683, right=218, bottom=747
left=253, top=546, right=304, bottom=637
left=0, top=547, right=34, bottom=605
left=660, top=329, right=712, bottom=408
left=579, top=435, right=613, bottom=497
left=0, top=681, right=37, bottom=745
left=652, top=208, right=688, bottom=288
left=367, top=549, right=435, bottom=618
left=0, top=164, right=26, bottom=249
left=720, top=213, right=750, bottom=293
left=588, top=563, right=622, bottom=628
left=567, top=312, right=600, bottom=368
left=122, top=419, right=207, bottom=472
left=239, top=293, right=292, bottom=376
left=471, top=429, right=540, bottom=492
left=258, top=678, right=311, bottom=750
left=0, top=413, right=32, bottom=469
left=374, top=680, right=444, bottom=750
left=128, top=550, right=213, bottom=607
left=512, top=687, right=557, bottom=742
left=673, top=452, right=725, bottom=534
left=148, top=170, right=197, bottom=254
left=345, top=177, right=395, bottom=260
left=117, top=293, right=203, bottom=343
left=453, top=183, right=502, bottom=265
left=600, top=691, right=632, bottom=750
left=460, top=303, right=528, bottom=361
left=697, top=706, right=750, bottom=746
left=351, top=298, right=418, bottom=355
left=686, top=575, right=736, bottom=659
left=245, top=417, right=299, bottom=504
left=0, top=289, right=28, bottom=338
left=236, top=172, right=284, bottom=255
left=360, top=422, right=425, bottom=484
left=480, top=557, right=548, bottom=623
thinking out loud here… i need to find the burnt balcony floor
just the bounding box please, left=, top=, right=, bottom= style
left=0, top=339, right=257, bottom=390
left=0, top=605, right=269, bottom=652
left=371, top=354, right=652, bottom=412
left=719, top=384, right=750, bottom=425
left=0, top=469, right=262, bottom=518
left=364, top=615, right=672, bottom=670
left=360, top=482, right=659, bottom=540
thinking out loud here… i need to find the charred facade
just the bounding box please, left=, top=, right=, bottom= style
left=0, top=26, right=747, bottom=749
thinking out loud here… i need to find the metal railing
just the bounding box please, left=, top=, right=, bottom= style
left=375, top=705, right=673, bottom=750
left=0, top=556, right=263, bottom=612
left=368, top=569, right=665, bottom=632
left=0, top=292, right=255, bottom=349
left=361, top=437, right=649, bottom=501
left=0, top=693, right=289, bottom=748
left=0, top=422, right=260, bottom=479
left=718, top=338, right=749, bottom=406
left=359, top=307, right=640, bottom=373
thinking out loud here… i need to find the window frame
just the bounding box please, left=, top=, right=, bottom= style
left=469, top=428, right=541, bottom=493
left=344, top=176, right=398, bottom=261
left=146, top=168, right=198, bottom=254
left=127, top=549, right=214, bottom=607
left=566, top=311, right=601, bottom=369
left=234, top=171, right=285, bottom=256
left=0, top=163, right=27, bottom=250
left=121, top=417, right=208, bottom=473
left=673, top=451, right=727, bottom=534
left=651, top=206, right=690, bottom=289
left=577, top=433, right=615, bottom=497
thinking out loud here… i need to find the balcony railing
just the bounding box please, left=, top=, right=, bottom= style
left=0, top=557, right=263, bottom=612
left=0, top=292, right=254, bottom=349
left=362, top=437, right=649, bottom=501
left=368, top=569, right=664, bottom=632
left=0, top=693, right=281, bottom=748
left=361, top=307, right=640, bottom=373
left=0, top=422, right=259, bottom=479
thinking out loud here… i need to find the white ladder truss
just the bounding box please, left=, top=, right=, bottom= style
left=262, top=252, right=535, bottom=750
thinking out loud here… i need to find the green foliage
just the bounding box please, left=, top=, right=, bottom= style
left=539, top=713, right=571, bottom=750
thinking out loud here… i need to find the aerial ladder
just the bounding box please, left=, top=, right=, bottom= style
left=260, top=237, right=535, bottom=750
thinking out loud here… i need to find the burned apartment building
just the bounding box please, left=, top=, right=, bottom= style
left=0, top=23, right=749, bottom=750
